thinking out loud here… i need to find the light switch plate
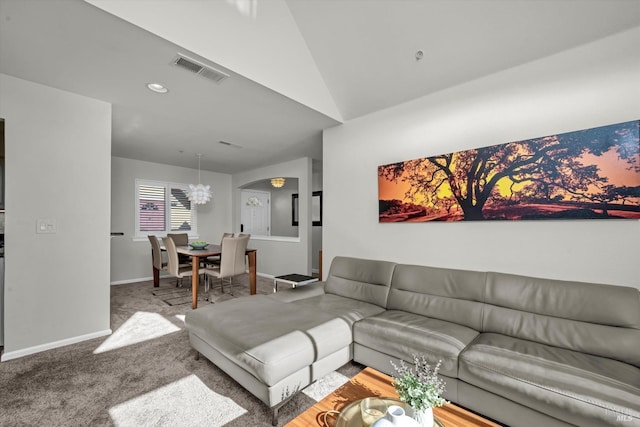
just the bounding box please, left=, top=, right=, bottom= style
left=36, top=219, right=56, bottom=234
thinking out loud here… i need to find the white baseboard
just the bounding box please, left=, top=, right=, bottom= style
left=110, top=276, right=153, bottom=286
left=1, top=329, right=112, bottom=362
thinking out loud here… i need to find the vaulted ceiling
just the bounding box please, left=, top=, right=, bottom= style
left=1, top=0, right=639, bottom=173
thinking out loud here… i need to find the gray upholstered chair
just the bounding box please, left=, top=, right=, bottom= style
left=148, top=235, right=167, bottom=274
left=167, top=232, right=189, bottom=246
left=168, top=232, right=191, bottom=265
left=205, top=232, right=234, bottom=266
left=162, top=236, right=194, bottom=288
left=202, top=235, right=249, bottom=297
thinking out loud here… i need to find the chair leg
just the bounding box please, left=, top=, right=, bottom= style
left=229, top=277, right=234, bottom=296
left=204, top=275, right=211, bottom=302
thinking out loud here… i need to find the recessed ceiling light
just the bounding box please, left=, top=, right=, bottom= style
left=146, top=83, right=168, bottom=93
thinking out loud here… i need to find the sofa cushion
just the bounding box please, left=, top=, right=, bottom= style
left=353, top=310, right=480, bottom=377
left=483, top=272, right=640, bottom=367
left=324, top=256, right=396, bottom=307
left=459, top=333, right=640, bottom=427
left=388, top=264, right=486, bottom=331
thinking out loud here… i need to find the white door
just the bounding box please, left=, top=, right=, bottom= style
left=240, top=190, right=270, bottom=235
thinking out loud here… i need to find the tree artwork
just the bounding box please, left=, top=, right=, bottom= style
left=378, top=120, right=640, bottom=222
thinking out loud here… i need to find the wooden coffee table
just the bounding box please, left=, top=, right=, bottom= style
left=285, top=367, right=501, bottom=427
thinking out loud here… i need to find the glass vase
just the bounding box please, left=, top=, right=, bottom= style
left=412, top=407, right=434, bottom=427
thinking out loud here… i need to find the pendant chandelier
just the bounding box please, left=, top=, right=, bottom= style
left=188, top=154, right=212, bottom=205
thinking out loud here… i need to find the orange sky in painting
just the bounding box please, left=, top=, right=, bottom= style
left=579, top=150, right=640, bottom=186
left=378, top=172, right=411, bottom=201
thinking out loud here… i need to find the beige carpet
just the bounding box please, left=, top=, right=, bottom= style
left=0, top=274, right=363, bottom=426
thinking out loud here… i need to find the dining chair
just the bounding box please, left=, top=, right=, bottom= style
left=205, top=232, right=234, bottom=266
left=162, top=236, right=194, bottom=288
left=168, top=232, right=191, bottom=265
left=148, top=235, right=167, bottom=274
left=202, top=235, right=250, bottom=297
left=167, top=232, right=189, bottom=245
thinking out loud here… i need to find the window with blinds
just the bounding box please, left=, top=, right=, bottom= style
left=136, top=180, right=196, bottom=237
left=170, top=187, right=192, bottom=231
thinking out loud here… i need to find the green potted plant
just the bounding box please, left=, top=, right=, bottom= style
left=391, top=355, right=449, bottom=427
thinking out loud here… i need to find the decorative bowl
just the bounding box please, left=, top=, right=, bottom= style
left=189, top=242, right=208, bottom=250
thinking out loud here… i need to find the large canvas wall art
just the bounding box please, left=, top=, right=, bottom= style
left=378, top=120, right=640, bottom=222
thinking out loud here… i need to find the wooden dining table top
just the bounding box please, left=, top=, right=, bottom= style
left=175, top=244, right=221, bottom=257
left=173, top=244, right=256, bottom=257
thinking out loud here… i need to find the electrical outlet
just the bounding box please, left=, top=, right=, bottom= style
left=36, top=219, right=56, bottom=234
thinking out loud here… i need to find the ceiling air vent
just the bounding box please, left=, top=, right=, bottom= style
left=171, top=54, right=230, bottom=84
left=218, top=140, right=242, bottom=149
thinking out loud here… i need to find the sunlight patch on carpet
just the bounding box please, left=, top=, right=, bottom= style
left=303, top=371, right=350, bottom=401
left=94, top=311, right=181, bottom=354
left=109, top=374, right=247, bottom=426
left=175, top=314, right=186, bottom=323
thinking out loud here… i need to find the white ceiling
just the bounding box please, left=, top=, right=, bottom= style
left=1, top=0, right=639, bottom=174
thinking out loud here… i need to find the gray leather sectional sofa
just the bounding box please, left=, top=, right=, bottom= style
left=185, top=256, right=640, bottom=426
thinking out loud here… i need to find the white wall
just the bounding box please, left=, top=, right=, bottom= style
left=233, top=157, right=313, bottom=276
left=323, top=28, right=640, bottom=289
left=1, top=74, right=112, bottom=360
left=110, top=156, right=232, bottom=284
left=270, top=183, right=298, bottom=238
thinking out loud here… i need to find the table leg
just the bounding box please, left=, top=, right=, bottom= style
left=191, top=255, right=200, bottom=309
left=249, top=251, right=257, bottom=295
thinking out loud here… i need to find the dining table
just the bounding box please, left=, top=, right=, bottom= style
left=153, top=244, right=257, bottom=309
